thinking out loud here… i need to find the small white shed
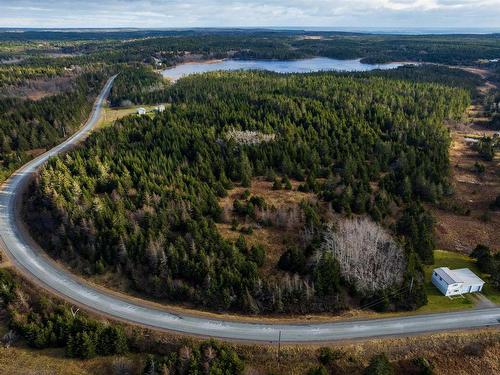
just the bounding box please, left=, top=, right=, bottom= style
left=156, top=104, right=165, bottom=113
left=432, top=267, right=485, bottom=297
left=137, top=107, right=146, bottom=115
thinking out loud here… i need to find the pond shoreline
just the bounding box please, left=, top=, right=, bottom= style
left=162, top=57, right=410, bottom=81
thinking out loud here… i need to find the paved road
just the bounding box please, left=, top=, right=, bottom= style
left=0, top=76, right=499, bottom=342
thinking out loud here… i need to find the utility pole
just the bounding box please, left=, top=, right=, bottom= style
left=409, top=277, right=414, bottom=293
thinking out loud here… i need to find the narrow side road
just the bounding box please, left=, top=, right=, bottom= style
left=0, top=75, right=499, bottom=343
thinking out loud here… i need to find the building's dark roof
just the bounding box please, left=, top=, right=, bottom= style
left=434, top=267, right=458, bottom=284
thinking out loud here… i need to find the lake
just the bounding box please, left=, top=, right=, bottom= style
left=162, top=57, right=408, bottom=81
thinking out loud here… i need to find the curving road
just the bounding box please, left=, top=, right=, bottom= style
left=0, top=76, right=499, bottom=343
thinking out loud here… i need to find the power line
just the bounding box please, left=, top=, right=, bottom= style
left=357, top=287, right=410, bottom=312
left=338, top=285, right=410, bottom=317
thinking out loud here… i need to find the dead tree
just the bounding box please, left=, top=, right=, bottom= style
left=320, top=218, right=405, bottom=293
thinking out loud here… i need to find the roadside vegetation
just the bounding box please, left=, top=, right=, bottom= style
left=24, top=69, right=470, bottom=315
left=0, top=269, right=128, bottom=359
left=0, top=265, right=498, bottom=375
left=0, top=267, right=244, bottom=373
left=0, top=67, right=111, bottom=182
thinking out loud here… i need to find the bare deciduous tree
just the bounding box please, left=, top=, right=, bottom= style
left=256, top=206, right=303, bottom=229
left=320, top=218, right=405, bottom=294
left=225, top=129, right=276, bottom=145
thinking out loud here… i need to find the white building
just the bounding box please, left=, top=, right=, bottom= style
left=137, top=107, right=146, bottom=115
left=155, top=105, right=166, bottom=113
left=432, top=267, right=485, bottom=297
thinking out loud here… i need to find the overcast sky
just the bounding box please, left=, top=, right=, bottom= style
left=1, top=0, right=500, bottom=30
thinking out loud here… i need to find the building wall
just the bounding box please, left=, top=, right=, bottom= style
left=431, top=272, right=462, bottom=296
left=446, top=283, right=463, bottom=296
left=432, top=271, right=484, bottom=296
left=459, top=283, right=483, bottom=294
left=431, top=272, right=451, bottom=295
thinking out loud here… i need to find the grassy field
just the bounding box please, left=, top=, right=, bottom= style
left=0, top=346, right=128, bottom=375
left=97, top=103, right=167, bottom=129
left=418, top=250, right=500, bottom=313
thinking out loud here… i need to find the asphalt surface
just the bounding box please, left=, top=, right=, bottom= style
left=0, top=76, right=499, bottom=342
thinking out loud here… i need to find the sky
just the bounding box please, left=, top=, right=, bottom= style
left=1, top=0, right=500, bottom=30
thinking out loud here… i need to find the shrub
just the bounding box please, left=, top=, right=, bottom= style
left=318, top=347, right=344, bottom=366
left=473, top=161, right=485, bottom=174
left=463, top=343, right=485, bottom=357
left=471, top=244, right=495, bottom=273
left=364, top=353, right=394, bottom=375
left=412, top=357, right=434, bottom=375
left=249, top=245, right=266, bottom=267
left=278, top=246, right=306, bottom=274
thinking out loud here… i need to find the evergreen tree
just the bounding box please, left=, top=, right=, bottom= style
left=397, top=204, right=435, bottom=264
left=97, top=326, right=128, bottom=356
left=314, top=253, right=341, bottom=296
left=239, top=152, right=252, bottom=187
left=364, top=354, right=394, bottom=375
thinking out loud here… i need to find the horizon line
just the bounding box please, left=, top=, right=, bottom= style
left=1, top=26, right=500, bottom=36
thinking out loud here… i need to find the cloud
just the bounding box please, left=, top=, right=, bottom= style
left=0, top=0, right=499, bottom=28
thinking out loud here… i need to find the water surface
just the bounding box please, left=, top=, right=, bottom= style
left=162, top=57, right=407, bottom=81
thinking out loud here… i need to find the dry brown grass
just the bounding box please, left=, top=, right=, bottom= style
left=216, top=223, right=294, bottom=274
left=432, top=71, right=500, bottom=254
left=241, top=329, right=500, bottom=375
left=1, top=328, right=498, bottom=375
left=0, top=347, right=131, bottom=375
left=96, top=106, right=139, bottom=129
left=217, top=177, right=317, bottom=273
left=219, top=177, right=315, bottom=208
left=432, top=113, right=500, bottom=253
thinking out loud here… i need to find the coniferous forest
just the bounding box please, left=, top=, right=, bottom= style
left=0, top=68, right=110, bottom=181
left=0, top=27, right=499, bottom=374
left=24, top=70, right=470, bottom=314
